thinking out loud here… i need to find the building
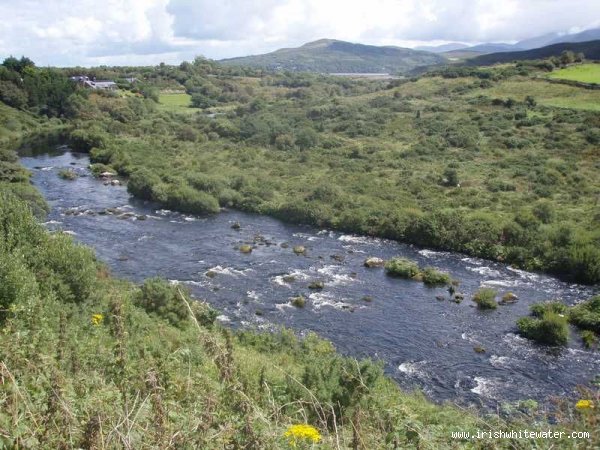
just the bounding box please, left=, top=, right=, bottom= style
left=70, top=75, right=118, bottom=90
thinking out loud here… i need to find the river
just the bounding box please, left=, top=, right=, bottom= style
left=20, top=148, right=600, bottom=410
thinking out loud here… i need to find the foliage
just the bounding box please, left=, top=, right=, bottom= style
left=385, top=257, right=420, bottom=278
left=569, top=296, right=600, bottom=334
left=472, top=288, right=498, bottom=309
left=421, top=267, right=453, bottom=285
left=517, top=311, right=569, bottom=346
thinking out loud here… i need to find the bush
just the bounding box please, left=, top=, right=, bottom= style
left=517, top=311, right=569, bottom=346
left=421, top=267, right=452, bottom=285
left=472, top=288, right=497, bottom=309
left=530, top=301, right=567, bottom=317
left=58, top=168, right=78, bottom=180
left=134, top=277, right=216, bottom=327
left=569, top=295, right=600, bottom=333
left=385, top=257, right=420, bottom=278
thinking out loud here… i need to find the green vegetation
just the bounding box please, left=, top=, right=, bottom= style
left=385, top=257, right=421, bottom=279
left=517, top=307, right=570, bottom=346
left=472, top=288, right=498, bottom=309
left=421, top=267, right=453, bottom=285
left=517, top=297, right=600, bottom=347
left=58, top=168, right=78, bottom=180
left=25, top=58, right=596, bottom=284
left=548, top=63, right=600, bottom=84
left=569, top=295, right=600, bottom=333
left=385, top=258, right=453, bottom=286
left=1, top=54, right=600, bottom=449
left=157, top=92, right=197, bottom=113
left=1, top=190, right=598, bottom=448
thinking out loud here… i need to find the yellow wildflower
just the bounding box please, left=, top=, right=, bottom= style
left=91, top=314, right=104, bottom=326
left=284, top=424, right=321, bottom=447
left=576, top=399, right=594, bottom=410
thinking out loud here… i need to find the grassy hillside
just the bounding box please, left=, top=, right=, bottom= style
left=468, top=40, right=600, bottom=66
left=220, top=39, right=445, bottom=74
left=548, top=63, right=600, bottom=84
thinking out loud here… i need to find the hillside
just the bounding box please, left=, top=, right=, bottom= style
left=468, top=40, right=600, bottom=65
left=220, top=39, right=445, bottom=74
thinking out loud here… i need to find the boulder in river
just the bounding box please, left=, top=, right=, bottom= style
left=111, top=179, right=121, bottom=186
left=231, top=221, right=241, bottom=230
left=364, top=257, right=385, bottom=268
left=239, top=244, right=253, bottom=253
left=308, top=281, right=325, bottom=290
left=290, top=296, right=306, bottom=308
left=100, top=171, right=115, bottom=178
left=293, top=245, right=306, bottom=255
left=282, top=275, right=296, bottom=283
left=500, top=292, right=518, bottom=305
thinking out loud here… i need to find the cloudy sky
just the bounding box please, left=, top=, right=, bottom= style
left=0, top=0, right=598, bottom=66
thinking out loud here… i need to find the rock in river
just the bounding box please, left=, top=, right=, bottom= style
left=364, top=257, right=385, bottom=268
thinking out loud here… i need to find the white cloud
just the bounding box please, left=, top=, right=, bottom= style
left=0, top=0, right=598, bottom=65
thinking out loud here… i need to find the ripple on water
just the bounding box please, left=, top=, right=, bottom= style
left=338, top=234, right=375, bottom=245
left=207, top=265, right=253, bottom=277
left=467, top=266, right=502, bottom=277
left=398, top=360, right=429, bottom=379
left=308, top=292, right=355, bottom=311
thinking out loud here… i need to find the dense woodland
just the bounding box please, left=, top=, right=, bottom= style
left=1, top=55, right=600, bottom=448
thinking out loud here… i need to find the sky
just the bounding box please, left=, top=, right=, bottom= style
left=0, top=0, right=598, bottom=66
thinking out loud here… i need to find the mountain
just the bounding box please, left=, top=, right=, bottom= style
left=414, top=43, right=469, bottom=53
left=220, top=39, right=445, bottom=74
left=468, top=40, right=600, bottom=66
left=465, top=43, right=523, bottom=53
left=516, top=28, right=600, bottom=49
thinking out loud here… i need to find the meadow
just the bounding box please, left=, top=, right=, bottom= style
left=548, top=63, right=600, bottom=84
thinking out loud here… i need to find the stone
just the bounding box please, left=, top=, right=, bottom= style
left=293, top=245, right=306, bottom=255
left=364, top=257, right=385, bottom=268
left=308, top=281, right=324, bottom=290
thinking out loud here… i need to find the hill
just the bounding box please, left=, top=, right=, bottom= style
left=220, top=39, right=445, bottom=74
left=468, top=40, right=600, bottom=66
left=415, top=42, right=469, bottom=53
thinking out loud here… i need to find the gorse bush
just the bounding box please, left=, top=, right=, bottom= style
left=385, top=257, right=420, bottom=278
left=517, top=311, right=569, bottom=346
left=472, top=288, right=498, bottom=309
left=569, top=295, right=600, bottom=333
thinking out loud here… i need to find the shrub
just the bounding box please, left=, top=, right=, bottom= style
left=291, top=296, right=306, bottom=308
left=58, top=168, right=78, bottom=180
left=385, top=257, right=420, bottom=278
left=530, top=301, right=567, bottom=317
left=581, top=330, right=597, bottom=349
left=472, top=288, right=497, bottom=309
left=421, top=267, right=452, bottom=285
left=517, top=311, right=569, bottom=346
left=134, top=277, right=216, bottom=327
left=569, top=295, right=600, bottom=333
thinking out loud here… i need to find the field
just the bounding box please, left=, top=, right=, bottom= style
left=157, top=92, right=196, bottom=113
left=548, top=63, right=600, bottom=84
left=481, top=77, right=600, bottom=111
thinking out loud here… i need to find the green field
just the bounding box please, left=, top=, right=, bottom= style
left=157, top=92, right=196, bottom=113
left=482, top=78, right=600, bottom=111
left=548, top=63, right=600, bottom=84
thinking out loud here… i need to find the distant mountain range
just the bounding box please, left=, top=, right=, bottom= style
left=467, top=40, right=600, bottom=66
left=418, top=27, right=600, bottom=55
left=219, top=39, right=445, bottom=74
left=219, top=28, right=600, bottom=74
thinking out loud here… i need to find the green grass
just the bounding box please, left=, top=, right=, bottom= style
left=548, top=64, right=600, bottom=84
left=157, top=92, right=196, bottom=113
left=479, top=78, right=600, bottom=111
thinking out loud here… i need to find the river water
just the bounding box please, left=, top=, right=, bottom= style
left=21, top=149, right=600, bottom=410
